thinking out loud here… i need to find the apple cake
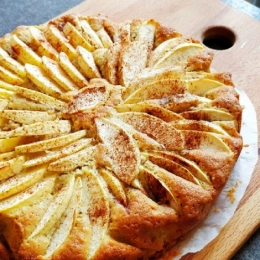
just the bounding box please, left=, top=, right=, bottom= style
left=0, top=14, right=243, bottom=260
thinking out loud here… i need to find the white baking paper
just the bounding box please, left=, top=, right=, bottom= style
left=162, top=90, right=258, bottom=260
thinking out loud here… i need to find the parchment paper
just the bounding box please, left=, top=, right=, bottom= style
left=164, top=90, right=258, bottom=259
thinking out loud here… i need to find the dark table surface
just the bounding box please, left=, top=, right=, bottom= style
left=0, top=0, right=259, bottom=259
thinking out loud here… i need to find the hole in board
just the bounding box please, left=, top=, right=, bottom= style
left=202, top=26, right=236, bottom=50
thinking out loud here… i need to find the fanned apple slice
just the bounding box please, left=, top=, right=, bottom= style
left=152, top=150, right=211, bottom=185
left=76, top=46, right=101, bottom=79
left=153, top=43, right=204, bottom=69
left=99, top=168, right=127, bottom=206
left=28, top=26, right=59, bottom=60
left=0, top=166, right=46, bottom=200
left=11, top=120, right=71, bottom=137
left=0, top=177, right=56, bottom=213
left=118, top=40, right=149, bottom=87
left=115, top=112, right=184, bottom=150
left=25, top=174, right=75, bottom=255
left=0, top=47, right=26, bottom=78
left=113, top=20, right=131, bottom=43
left=16, top=86, right=66, bottom=111
left=1, top=110, right=56, bottom=124
left=63, top=22, right=94, bottom=51
left=187, top=78, right=223, bottom=96
left=96, top=27, right=113, bottom=48
left=93, top=48, right=107, bottom=74
left=44, top=24, right=76, bottom=60
left=182, top=130, right=232, bottom=153
left=81, top=168, right=110, bottom=260
left=0, top=80, right=18, bottom=91
left=102, top=42, right=121, bottom=84
left=0, top=87, right=15, bottom=98
left=16, top=130, right=86, bottom=153
left=172, top=119, right=229, bottom=136
left=160, top=93, right=211, bottom=113
left=0, top=151, right=14, bottom=161
left=50, top=177, right=91, bottom=260
left=42, top=56, right=77, bottom=92
left=122, top=67, right=184, bottom=99
left=130, top=19, right=156, bottom=45
left=116, top=101, right=183, bottom=122
left=0, top=65, right=24, bottom=85
left=68, top=85, right=108, bottom=113
left=146, top=153, right=201, bottom=185
left=140, top=161, right=182, bottom=214
left=59, top=52, right=88, bottom=89
left=48, top=145, right=95, bottom=172
left=25, top=64, right=64, bottom=98
left=95, top=117, right=140, bottom=184
left=45, top=176, right=90, bottom=259
left=148, top=37, right=193, bottom=67
left=10, top=35, right=42, bottom=66
left=24, top=138, right=91, bottom=168
left=0, top=136, right=22, bottom=153
left=7, top=96, right=58, bottom=111
left=0, top=156, right=25, bottom=181
left=180, top=108, right=234, bottom=121
left=78, top=19, right=104, bottom=49
left=123, top=78, right=185, bottom=104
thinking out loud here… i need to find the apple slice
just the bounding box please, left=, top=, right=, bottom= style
left=78, top=20, right=103, bottom=49
left=123, top=78, right=185, bottom=104
left=152, top=150, right=211, bottom=185
left=180, top=108, right=234, bottom=121
left=99, top=168, right=127, bottom=206
left=16, top=130, right=86, bottom=153
left=96, top=27, right=113, bottom=48
left=1, top=110, right=56, bottom=124
left=95, top=117, right=140, bottom=184
left=42, top=56, right=77, bottom=92
left=0, top=156, right=25, bottom=181
left=0, top=87, right=15, bottom=98
left=25, top=64, right=64, bottom=98
left=81, top=168, right=110, bottom=259
left=171, top=119, right=228, bottom=136
left=63, top=22, right=94, bottom=51
left=44, top=24, right=76, bottom=60
left=115, top=112, right=184, bottom=150
left=0, top=136, right=22, bottom=153
left=25, top=174, right=75, bottom=255
left=122, top=67, right=184, bottom=99
left=0, top=65, right=24, bottom=86
left=102, top=42, right=121, bottom=84
left=10, top=35, right=42, bottom=66
left=116, top=101, right=183, bottom=122
left=0, top=176, right=55, bottom=213
left=0, top=79, right=18, bottom=91
left=93, top=48, right=107, bottom=75
left=11, top=120, right=71, bottom=137
left=24, top=138, right=91, bottom=168
left=0, top=47, right=26, bottom=78
left=182, top=130, right=232, bottom=153
left=118, top=40, right=149, bottom=87
left=76, top=46, right=101, bottom=79
left=0, top=166, right=46, bottom=200
left=59, top=52, right=88, bottom=88
left=140, top=161, right=182, bottom=214
left=153, top=43, right=204, bottom=69
left=16, top=86, right=66, bottom=111
left=187, top=78, right=223, bottom=96
left=48, top=145, right=95, bottom=172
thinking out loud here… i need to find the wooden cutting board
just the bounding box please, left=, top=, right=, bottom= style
left=62, top=0, right=260, bottom=258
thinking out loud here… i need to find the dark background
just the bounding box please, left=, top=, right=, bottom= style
left=0, top=0, right=259, bottom=259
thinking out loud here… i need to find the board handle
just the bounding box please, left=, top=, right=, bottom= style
left=190, top=188, right=260, bottom=260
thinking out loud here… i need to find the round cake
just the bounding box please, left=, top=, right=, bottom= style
left=0, top=14, right=242, bottom=260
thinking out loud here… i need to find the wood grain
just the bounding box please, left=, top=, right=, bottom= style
left=62, top=0, right=260, bottom=258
